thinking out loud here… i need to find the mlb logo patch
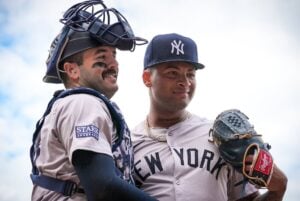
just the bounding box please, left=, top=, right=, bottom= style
left=75, top=125, right=99, bottom=140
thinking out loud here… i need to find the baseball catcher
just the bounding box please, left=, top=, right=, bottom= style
left=30, top=1, right=157, bottom=200
left=209, top=109, right=274, bottom=188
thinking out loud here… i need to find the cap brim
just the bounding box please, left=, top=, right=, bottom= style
left=146, top=60, right=205, bottom=70
left=43, top=75, right=63, bottom=83
left=194, top=62, right=205, bottom=70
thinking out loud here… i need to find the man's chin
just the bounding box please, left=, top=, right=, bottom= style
left=105, top=86, right=118, bottom=99
left=175, top=100, right=190, bottom=110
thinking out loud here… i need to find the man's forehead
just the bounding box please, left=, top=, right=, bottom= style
left=95, top=45, right=116, bottom=51
left=89, top=46, right=117, bottom=55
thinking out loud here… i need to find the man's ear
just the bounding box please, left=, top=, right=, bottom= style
left=142, top=70, right=152, bottom=87
left=63, top=62, right=80, bottom=81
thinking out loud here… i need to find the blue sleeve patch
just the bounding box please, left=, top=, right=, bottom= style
left=75, top=125, right=99, bottom=140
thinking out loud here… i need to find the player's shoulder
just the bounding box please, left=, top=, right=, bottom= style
left=189, top=113, right=212, bottom=123
left=184, top=113, right=214, bottom=129
left=54, top=93, right=107, bottom=111
left=63, top=92, right=104, bottom=103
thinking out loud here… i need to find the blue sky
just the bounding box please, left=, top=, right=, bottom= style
left=0, top=0, right=299, bottom=200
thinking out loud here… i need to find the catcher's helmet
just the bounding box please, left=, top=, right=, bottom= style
left=43, top=0, right=147, bottom=84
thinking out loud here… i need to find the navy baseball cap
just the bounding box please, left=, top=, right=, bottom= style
left=144, top=33, right=205, bottom=69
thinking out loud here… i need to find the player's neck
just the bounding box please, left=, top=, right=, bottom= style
left=147, top=110, right=190, bottom=128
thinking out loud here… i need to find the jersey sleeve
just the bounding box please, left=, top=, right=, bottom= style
left=54, top=94, right=115, bottom=162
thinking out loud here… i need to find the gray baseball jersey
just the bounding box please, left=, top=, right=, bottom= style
left=132, top=114, right=258, bottom=201
left=32, top=93, right=133, bottom=201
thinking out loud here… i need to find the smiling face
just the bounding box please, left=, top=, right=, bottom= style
left=79, top=46, right=119, bottom=98
left=63, top=46, right=119, bottom=99
left=143, top=61, right=197, bottom=113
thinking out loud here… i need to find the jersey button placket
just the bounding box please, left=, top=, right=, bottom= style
left=175, top=178, right=180, bottom=185
left=166, top=130, right=173, bottom=142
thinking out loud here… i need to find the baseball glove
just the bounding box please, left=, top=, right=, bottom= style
left=209, top=109, right=274, bottom=188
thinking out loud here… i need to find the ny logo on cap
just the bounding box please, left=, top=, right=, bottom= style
left=171, top=40, right=184, bottom=55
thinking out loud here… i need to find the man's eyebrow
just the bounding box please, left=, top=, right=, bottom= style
left=94, top=48, right=107, bottom=55
left=164, top=64, right=179, bottom=69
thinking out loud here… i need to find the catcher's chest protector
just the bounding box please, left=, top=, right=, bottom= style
left=30, top=87, right=134, bottom=196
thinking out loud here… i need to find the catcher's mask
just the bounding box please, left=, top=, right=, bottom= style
left=43, top=0, right=148, bottom=84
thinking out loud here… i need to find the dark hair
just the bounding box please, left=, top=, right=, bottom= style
left=58, top=51, right=84, bottom=84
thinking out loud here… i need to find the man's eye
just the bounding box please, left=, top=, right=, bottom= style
left=166, top=71, right=178, bottom=77
left=94, top=62, right=107, bottom=68
left=187, top=73, right=195, bottom=79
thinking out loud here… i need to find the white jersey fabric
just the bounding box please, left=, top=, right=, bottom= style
left=32, top=94, right=116, bottom=201
left=132, top=114, right=257, bottom=201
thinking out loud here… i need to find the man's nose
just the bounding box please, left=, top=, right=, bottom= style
left=177, top=74, right=191, bottom=87
left=107, top=59, right=118, bottom=69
